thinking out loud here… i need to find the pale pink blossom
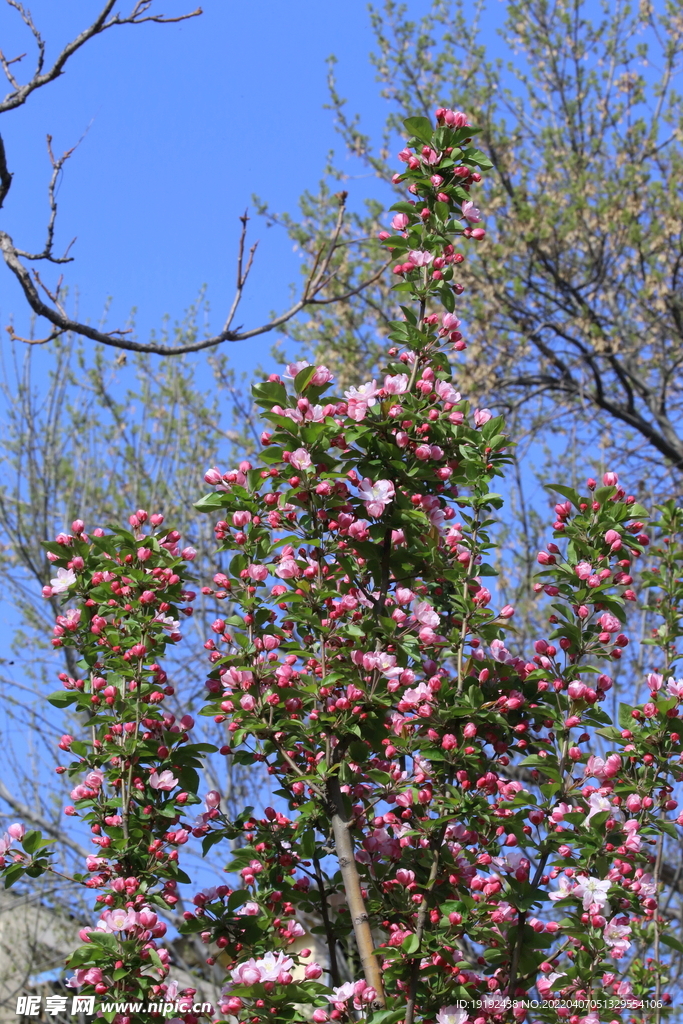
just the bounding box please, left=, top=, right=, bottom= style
left=383, top=373, right=409, bottom=394
left=408, top=249, right=433, bottom=267
left=284, top=360, right=310, bottom=379
left=290, top=448, right=312, bottom=471
left=149, top=769, right=178, bottom=791
left=548, top=875, right=575, bottom=901
left=357, top=478, right=395, bottom=517
left=603, top=917, right=631, bottom=957
left=575, top=561, right=593, bottom=580
left=473, top=408, right=492, bottom=427
left=50, top=567, right=77, bottom=593
left=584, top=792, right=612, bottom=824
left=345, top=380, right=379, bottom=421
left=461, top=200, right=482, bottom=223
left=436, top=1008, right=469, bottom=1024
left=411, top=600, right=440, bottom=628
left=434, top=379, right=460, bottom=403
left=391, top=213, right=410, bottom=231
left=666, top=676, right=683, bottom=698
left=247, top=564, right=268, bottom=581
left=573, top=874, right=612, bottom=910
left=275, top=545, right=300, bottom=579
left=310, top=365, right=334, bottom=385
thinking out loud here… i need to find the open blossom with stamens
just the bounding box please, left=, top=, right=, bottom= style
left=548, top=875, right=575, bottom=901
left=357, top=478, right=395, bottom=517
left=436, top=1008, right=469, bottom=1024
left=50, top=567, right=77, bottom=593
left=573, top=874, right=612, bottom=910
left=603, top=917, right=631, bottom=957
left=345, top=380, right=379, bottom=422
left=289, top=448, right=312, bottom=471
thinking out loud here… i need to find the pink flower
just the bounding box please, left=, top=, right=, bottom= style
left=436, top=1007, right=469, bottom=1024
left=442, top=312, right=462, bottom=331
left=310, top=365, right=334, bottom=385
left=461, top=200, right=482, bottom=223
left=473, top=408, right=492, bottom=427
left=584, top=754, right=621, bottom=780
left=345, top=380, right=379, bottom=422
left=348, top=519, right=371, bottom=541
left=443, top=109, right=469, bottom=127
left=584, top=793, right=612, bottom=824
left=500, top=604, right=515, bottom=618
left=598, top=612, right=621, bottom=633
left=412, top=600, right=440, bottom=628
left=50, top=567, right=77, bottom=593
left=391, top=213, right=410, bottom=230
left=290, top=448, right=312, bottom=471
left=149, top=769, right=178, bottom=791
left=603, top=472, right=619, bottom=486
left=575, top=561, right=592, bottom=580
left=275, top=545, right=300, bottom=579
left=232, top=510, right=252, bottom=528
left=666, top=676, right=683, bottom=698
left=603, top=917, right=631, bottom=957
left=247, top=564, right=269, bottom=581
left=383, top=373, right=409, bottom=394
left=434, top=379, right=460, bottom=403
left=408, top=249, right=433, bottom=267
left=7, top=823, right=24, bottom=840
left=357, top=478, right=395, bottom=517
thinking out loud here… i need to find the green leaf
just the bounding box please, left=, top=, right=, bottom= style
left=403, top=116, right=434, bottom=145
left=401, top=932, right=420, bottom=955
left=661, top=933, right=683, bottom=953
left=21, top=830, right=43, bottom=856
left=547, top=483, right=581, bottom=509
left=194, top=492, right=228, bottom=512
left=618, top=703, right=634, bottom=729
left=465, top=147, right=493, bottom=170
left=202, top=831, right=224, bottom=857
left=47, top=690, right=79, bottom=708
left=294, top=366, right=317, bottom=392
left=3, top=863, right=24, bottom=888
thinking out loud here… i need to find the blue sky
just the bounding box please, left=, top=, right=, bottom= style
left=0, top=0, right=414, bottom=377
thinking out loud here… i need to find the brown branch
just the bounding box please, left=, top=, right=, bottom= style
left=327, top=774, right=385, bottom=1007
left=0, top=196, right=380, bottom=355
left=6, top=324, right=64, bottom=345
left=0, top=1, right=201, bottom=116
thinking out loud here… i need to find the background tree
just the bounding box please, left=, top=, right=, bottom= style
left=269, top=0, right=683, bottom=492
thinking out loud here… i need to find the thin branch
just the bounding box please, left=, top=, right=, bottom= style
left=0, top=196, right=381, bottom=355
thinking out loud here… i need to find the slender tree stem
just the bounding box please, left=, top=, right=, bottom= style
left=327, top=775, right=385, bottom=1006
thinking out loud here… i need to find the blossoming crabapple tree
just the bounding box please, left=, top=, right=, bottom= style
left=4, top=109, right=683, bottom=1024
